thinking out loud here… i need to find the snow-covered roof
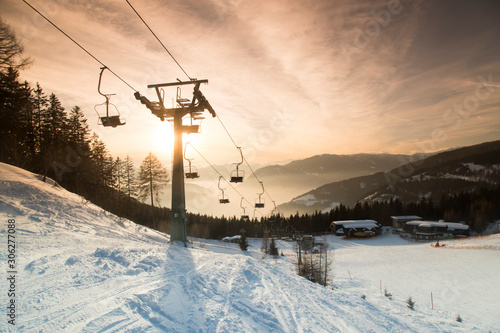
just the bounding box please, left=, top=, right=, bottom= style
left=443, top=222, right=469, bottom=230
left=406, top=220, right=425, bottom=226
left=332, top=220, right=381, bottom=228
left=407, top=221, right=469, bottom=230
left=222, top=235, right=241, bottom=241
left=418, top=222, right=448, bottom=228
left=391, top=215, right=422, bottom=220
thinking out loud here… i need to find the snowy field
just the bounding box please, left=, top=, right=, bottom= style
left=1, top=162, right=499, bottom=332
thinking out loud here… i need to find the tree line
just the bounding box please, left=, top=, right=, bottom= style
left=283, top=188, right=500, bottom=234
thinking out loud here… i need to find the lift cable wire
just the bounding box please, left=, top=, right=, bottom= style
left=126, top=0, right=193, bottom=81
left=188, top=144, right=263, bottom=217
left=125, top=0, right=278, bottom=216
left=242, top=155, right=281, bottom=215
left=22, top=0, right=138, bottom=93
left=215, top=113, right=283, bottom=216
left=216, top=114, right=239, bottom=149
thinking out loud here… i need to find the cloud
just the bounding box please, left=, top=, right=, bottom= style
left=2, top=0, right=500, bottom=167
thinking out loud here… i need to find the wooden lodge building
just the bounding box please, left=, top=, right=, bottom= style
left=330, top=220, right=382, bottom=238
left=401, top=220, right=470, bottom=241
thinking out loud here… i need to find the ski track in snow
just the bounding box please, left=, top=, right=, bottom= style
left=1, top=162, right=499, bottom=332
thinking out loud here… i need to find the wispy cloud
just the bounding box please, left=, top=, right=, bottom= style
left=2, top=0, right=500, bottom=166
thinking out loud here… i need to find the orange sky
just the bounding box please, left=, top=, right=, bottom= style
left=2, top=0, right=500, bottom=170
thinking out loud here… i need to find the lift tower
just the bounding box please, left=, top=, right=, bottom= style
left=134, top=79, right=216, bottom=243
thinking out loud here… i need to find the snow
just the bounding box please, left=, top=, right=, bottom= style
left=321, top=202, right=340, bottom=214
left=331, top=220, right=381, bottom=229
left=293, top=194, right=319, bottom=206
left=463, top=163, right=485, bottom=172
left=440, top=235, right=500, bottom=250
left=407, top=221, right=469, bottom=230
left=330, top=233, right=500, bottom=331
left=1, top=162, right=499, bottom=332
left=222, top=235, right=241, bottom=242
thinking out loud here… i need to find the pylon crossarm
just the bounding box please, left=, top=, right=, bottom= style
left=147, top=79, right=208, bottom=88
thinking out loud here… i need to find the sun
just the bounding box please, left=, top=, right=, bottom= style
left=154, top=121, right=202, bottom=155
left=154, top=122, right=175, bottom=152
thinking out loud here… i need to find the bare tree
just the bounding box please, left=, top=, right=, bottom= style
left=0, top=17, right=32, bottom=74
left=138, top=152, right=169, bottom=207
left=296, top=236, right=333, bottom=286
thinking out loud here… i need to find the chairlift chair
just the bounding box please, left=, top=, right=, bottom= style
left=218, top=176, right=230, bottom=204
left=94, top=67, right=125, bottom=128
left=184, top=143, right=200, bottom=179
left=219, top=197, right=230, bottom=204
left=185, top=163, right=199, bottom=179
left=177, top=86, right=203, bottom=134
left=240, top=197, right=249, bottom=220
left=230, top=147, right=245, bottom=183
left=255, top=181, right=265, bottom=208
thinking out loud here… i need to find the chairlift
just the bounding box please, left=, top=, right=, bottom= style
left=218, top=176, right=230, bottom=204
left=177, top=86, right=202, bottom=134
left=230, top=147, right=245, bottom=183
left=184, top=143, right=199, bottom=179
left=255, top=181, right=265, bottom=208
left=268, top=201, right=277, bottom=220
left=94, top=66, right=125, bottom=127
left=240, top=197, right=249, bottom=221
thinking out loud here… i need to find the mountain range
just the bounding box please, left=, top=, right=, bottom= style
left=277, top=140, right=500, bottom=215
left=163, top=153, right=427, bottom=217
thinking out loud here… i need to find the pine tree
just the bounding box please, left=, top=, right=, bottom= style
left=113, top=157, right=127, bottom=213
left=88, top=133, right=113, bottom=195
left=0, top=68, right=32, bottom=165
left=67, top=106, right=90, bottom=147
left=31, top=83, right=49, bottom=168
left=239, top=231, right=249, bottom=251
left=269, top=237, right=279, bottom=256
left=138, top=152, right=169, bottom=207
left=406, top=296, right=415, bottom=310
left=40, top=93, right=69, bottom=181
left=124, top=155, right=137, bottom=202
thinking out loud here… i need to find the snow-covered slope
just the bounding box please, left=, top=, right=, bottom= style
left=0, top=162, right=498, bottom=332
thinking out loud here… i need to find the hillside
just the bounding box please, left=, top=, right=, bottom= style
left=278, top=140, right=500, bottom=215
left=1, top=162, right=498, bottom=331
left=255, top=153, right=425, bottom=203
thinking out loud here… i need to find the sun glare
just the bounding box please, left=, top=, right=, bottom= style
left=154, top=123, right=175, bottom=153
left=153, top=121, right=202, bottom=156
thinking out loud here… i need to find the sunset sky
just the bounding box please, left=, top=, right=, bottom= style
left=2, top=0, right=500, bottom=170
